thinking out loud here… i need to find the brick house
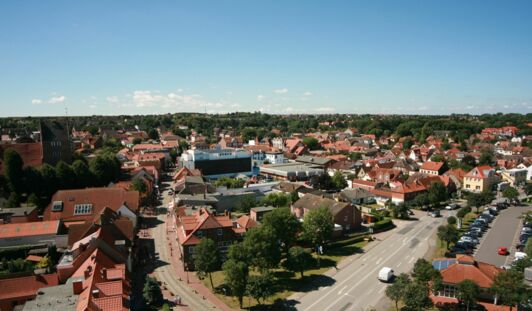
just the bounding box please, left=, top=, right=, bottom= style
left=291, top=193, right=362, bottom=232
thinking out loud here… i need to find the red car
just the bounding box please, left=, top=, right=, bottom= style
left=498, top=247, right=508, bottom=255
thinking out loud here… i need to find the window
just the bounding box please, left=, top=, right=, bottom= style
left=196, top=230, right=203, bottom=238
left=73, top=204, right=93, bottom=215
left=217, top=229, right=223, bottom=236
left=52, top=201, right=63, bottom=212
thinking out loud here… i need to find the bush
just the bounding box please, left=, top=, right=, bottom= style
left=0, top=245, right=34, bottom=260
left=372, top=219, right=395, bottom=232
left=329, top=235, right=367, bottom=248
left=447, top=216, right=457, bottom=225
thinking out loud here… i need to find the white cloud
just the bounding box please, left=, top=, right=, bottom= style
left=303, top=91, right=312, bottom=96
left=48, top=95, right=66, bottom=104
left=273, top=88, right=288, bottom=94
left=89, top=104, right=97, bottom=109
left=106, top=96, right=119, bottom=103
left=284, top=107, right=296, bottom=113
left=31, top=98, right=42, bottom=105
left=418, top=106, right=428, bottom=111
left=314, top=107, right=335, bottom=113
left=257, top=95, right=265, bottom=101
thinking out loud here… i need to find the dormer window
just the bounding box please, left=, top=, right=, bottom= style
left=52, top=201, right=63, bottom=212
left=74, top=204, right=93, bottom=215
left=196, top=230, right=203, bottom=237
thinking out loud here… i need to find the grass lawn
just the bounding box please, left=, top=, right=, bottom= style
left=201, top=240, right=368, bottom=310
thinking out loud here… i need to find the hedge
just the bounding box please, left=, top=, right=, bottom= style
left=329, top=235, right=367, bottom=249
left=0, top=245, right=34, bottom=261
left=372, top=219, right=395, bottom=232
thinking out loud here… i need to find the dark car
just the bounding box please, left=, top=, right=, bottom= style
left=463, top=231, right=480, bottom=239
left=450, top=246, right=473, bottom=255
left=456, top=241, right=476, bottom=250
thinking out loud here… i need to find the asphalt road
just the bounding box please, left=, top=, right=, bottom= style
left=474, top=205, right=532, bottom=267
left=295, top=213, right=446, bottom=311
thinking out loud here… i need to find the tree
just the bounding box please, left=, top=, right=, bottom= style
left=36, top=256, right=53, bottom=269
left=143, top=276, right=163, bottom=308
left=23, top=167, right=43, bottom=197
left=132, top=178, right=148, bottom=195
left=302, top=207, right=334, bottom=266
left=412, top=258, right=441, bottom=288
left=525, top=183, right=532, bottom=196
left=40, top=163, right=58, bottom=198
left=478, top=150, right=493, bottom=166
left=437, top=225, right=459, bottom=250
left=89, top=153, right=121, bottom=186
left=456, top=206, right=471, bottom=221
left=132, top=137, right=142, bottom=145
left=236, top=195, right=256, bottom=213
left=148, top=128, right=159, bottom=140
left=385, top=273, right=411, bottom=310
left=491, top=269, right=528, bottom=311
left=349, top=152, right=362, bottom=161
left=309, top=173, right=334, bottom=190
left=502, top=187, right=519, bottom=200
left=525, top=239, right=532, bottom=258
left=222, top=259, right=249, bottom=309
left=27, top=193, right=40, bottom=207
left=169, top=149, right=178, bottom=163
left=302, top=137, right=320, bottom=150
left=447, top=216, right=457, bottom=226
left=242, top=227, right=281, bottom=270
left=428, top=182, right=448, bottom=207
left=55, top=161, right=75, bottom=189
left=461, top=155, right=476, bottom=168
left=260, top=192, right=291, bottom=207
left=5, top=192, right=20, bottom=208
left=390, top=203, right=410, bottom=220
left=3, top=149, right=24, bottom=194
left=193, top=238, right=220, bottom=289
left=403, top=138, right=414, bottom=151
left=246, top=271, right=275, bottom=305
left=412, top=193, right=429, bottom=209
left=467, top=192, right=485, bottom=214
left=331, top=171, right=347, bottom=190
left=457, top=279, right=479, bottom=311
left=72, top=160, right=93, bottom=188
left=261, top=207, right=300, bottom=254
left=285, top=246, right=315, bottom=278
left=403, top=282, right=433, bottom=311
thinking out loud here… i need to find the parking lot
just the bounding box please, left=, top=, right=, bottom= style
left=474, top=205, right=532, bottom=267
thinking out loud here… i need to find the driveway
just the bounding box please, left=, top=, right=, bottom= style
left=474, top=205, right=532, bottom=267
left=293, top=211, right=447, bottom=311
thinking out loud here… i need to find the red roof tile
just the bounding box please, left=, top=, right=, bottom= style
left=0, top=220, right=59, bottom=239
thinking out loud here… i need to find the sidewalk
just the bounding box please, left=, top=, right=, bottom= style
left=161, top=214, right=234, bottom=311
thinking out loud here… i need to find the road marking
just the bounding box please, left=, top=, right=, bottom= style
left=379, top=286, right=386, bottom=294
left=397, top=261, right=402, bottom=267
left=338, top=285, right=347, bottom=295
left=313, top=218, right=438, bottom=311
left=375, top=257, right=383, bottom=265
left=409, top=256, right=416, bottom=264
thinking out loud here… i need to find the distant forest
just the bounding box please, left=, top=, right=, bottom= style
left=1, top=113, right=531, bottom=144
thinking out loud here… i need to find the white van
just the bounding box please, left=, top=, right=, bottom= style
left=378, top=267, right=394, bottom=282
left=514, top=252, right=528, bottom=262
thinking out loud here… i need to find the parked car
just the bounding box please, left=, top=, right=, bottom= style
left=522, top=227, right=532, bottom=234
left=445, top=203, right=460, bottom=210
left=428, top=210, right=441, bottom=218
left=450, top=246, right=473, bottom=255
left=498, top=247, right=508, bottom=255
left=456, top=241, right=476, bottom=250
left=463, top=231, right=480, bottom=239
left=459, top=236, right=479, bottom=244
left=514, top=252, right=528, bottom=262
left=469, top=227, right=484, bottom=235
left=479, top=214, right=493, bottom=222
left=487, top=208, right=498, bottom=216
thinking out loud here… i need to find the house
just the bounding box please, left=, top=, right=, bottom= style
left=431, top=255, right=508, bottom=310
left=500, top=168, right=527, bottom=187
left=179, top=147, right=253, bottom=179
left=271, top=181, right=306, bottom=194
left=444, top=168, right=467, bottom=190
left=463, top=166, right=500, bottom=192
left=0, top=205, right=39, bottom=223
left=291, top=194, right=362, bottom=232
left=0, top=274, right=59, bottom=311
left=174, top=208, right=253, bottom=269
left=295, top=156, right=333, bottom=168
left=0, top=220, right=68, bottom=248
left=250, top=206, right=275, bottom=222
left=338, top=188, right=375, bottom=205
left=43, top=188, right=140, bottom=227
left=420, top=161, right=447, bottom=176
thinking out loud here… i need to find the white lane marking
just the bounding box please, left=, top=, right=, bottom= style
left=338, top=285, right=348, bottom=295
left=409, top=256, right=416, bottom=264
left=397, top=261, right=403, bottom=267
left=316, top=218, right=436, bottom=311
left=375, top=257, right=383, bottom=265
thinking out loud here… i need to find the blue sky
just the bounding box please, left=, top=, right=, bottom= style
left=1, top=1, right=531, bottom=116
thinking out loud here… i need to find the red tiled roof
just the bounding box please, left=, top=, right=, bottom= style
left=26, top=255, right=44, bottom=262
left=175, top=208, right=236, bottom=245
left=236, top=215, right=257, bottom=230
left=465, top=165, right=494, bottom=179
left=0, top=274, right=59, bottom=301
left=440, top=256, right=502, bottom=289
left=44, top=188, right=139, bottom=222
left=420, top=161, right=444, bottom=172
left=0, top=220, right=59, bottom=239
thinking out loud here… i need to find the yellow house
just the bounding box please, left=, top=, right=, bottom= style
left=500, top=168, right=527, bottom=187
left=463, top=166, right=499, bottom=192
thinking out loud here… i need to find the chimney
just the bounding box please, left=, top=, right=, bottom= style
left=72, top=280, right=83, bottom=295
left=84, top=266, right=92, bottom=278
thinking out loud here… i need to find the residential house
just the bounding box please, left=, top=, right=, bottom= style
left=0, top=205, right=39, bottom=224
left=250, top=206, right=275, bottom=222
left=0, top=274, right=59, bottom=311
left=463, top=166, right=500, bottom=192
left=420, top=161, right=447, bottom=176
left=43, top=188, right=140, bottom=227
left=291, top=194, right=362, bottom=232
left=338, top=188, right=375, bottom=205
left=500, top=168, right=527, bottom=187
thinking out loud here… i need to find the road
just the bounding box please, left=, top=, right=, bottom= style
left=151, top=180, right=215, bottom=311
left=295, top=212, right=446, bottom=311
left=475, top=205, right=532, bottom=267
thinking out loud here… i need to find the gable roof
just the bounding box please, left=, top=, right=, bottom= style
left=465, top=165, right=494, bottom=179
left=0, top=273, right=59, bottom=301
left=292, top=193, right=351, bottom=217
left=420, top=161, right=444, bottom=172
left=44, top=188, right=139, bottom=222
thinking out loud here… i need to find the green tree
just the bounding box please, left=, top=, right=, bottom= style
left=385, top=273, right=411, bottom=311
left=142, top=276, right=163, bottom=308
left=284, top=246, right=315, bottom=278
left=447, top=216, right=457, bottom=226
left=193, top=238, right=220, bottom=289
left=148, top=128, right=159, bottom=140
left=309, top=173, right=334, bottom=190
left=478, top=150, right=493, bottom=166
left=23, top=167, right=43, bottom=198
left=331, top=171, right=347, bottom=190
left=525, top=239, right=532, bottom=258
left=132, top=178, right=148, bottom=195
left=132, top=137, right=142, bottom=145
left=302, top=137, right=320, bottom=150
left=349, top=152, right=362, bottom=161
left=242, top=227, right=281, bottom=270
left=457, top=279, right=480, bottom=311
left=412, top=258, right=441, bottom=288
left=27, top=193, right=40, bottom=207
left=55, top=161, right=76, bottom=189
left=525, top=183, right=532, bottom=196
left=412, top=193, right=429, bottom=209
left=89, top=153, right=121, bottom=186
left=260, top=192, right=291, bottom=207
left=437, top=225, right=459, bottom=250
left=461, top=155, right=476, bottom=168
left=222, top=259, right=249, bottom=309
left=72, top=160, right=93, bottom=188
left=456, top=206, right=471, bottom=223
left=390, top=203, right=410, bottom=220
left=40, top=163, right=58, bottom=197
left=3, top=149, right=24, bottom=194
left=169, top=149, right=178, bottom=163
left=5, top=192, right=20, bottom=208
left=261, top=207, right=300, bottom=254
left=246, top=271, right=275, bottom=305
left=403, top=282, right=433, bottom=311
left=491, top=269, right=528, bottom=311
left=236, top=195, right=256, bottom=213
left=428, top=182, right=448, bottom=207
left=302, top=207, right=334, bottom=266
left=502, top=187, right=519, bottom=200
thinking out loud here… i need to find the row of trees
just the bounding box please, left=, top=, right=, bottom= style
left=193, top=206, right=334, bottom=308
left=2, top=149, right=121, bottom=208
left=235, top=192, right=299, bottom=213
